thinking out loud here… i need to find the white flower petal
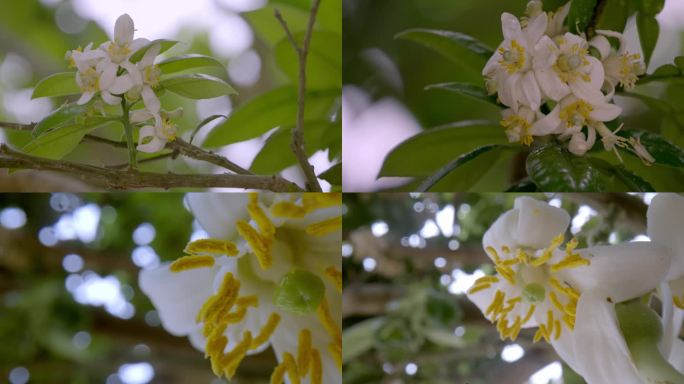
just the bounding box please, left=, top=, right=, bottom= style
left=525, top=11, right=547, bottom=45
left=520, top=71, right=541, bottom=109
left=114, top=14, right=135, bottom=46
left=482, top=209, right=520, bottom=257
left=77, top=91, right=95, bottom=105
left=131, top=37, right=151, bottom=53
left=122, top=61, right=142, bottom=85
left=669, top=337, right=684, bottom=374
left=141, top=86, right=161, bottom=113
left=589, top=102, right=621, bottom=122
left=572, top=290, right=643, bottom=384
left=562, top=242, right=671, bottom=303
left=141, top=43, right=161, bottom=68
left=108, top=75, right=134, bottom=94
left=130, top=108, right=155, bottom=123
left=513, top=196, right=570, bottom=249
left=186, top=193, right=250, bottom=240
left=590, top=35, right=611, bottom=60
left=501, top=13, right=522, bottom=41
left=536, top=67, right=569, bottom=101
left=500, top=73, right=521, bottom=108
left=647, top=193, right=684, bottom=280
left=100, top=91, right=121, bottom=105
left=137, top=135, right=166, bottom=153
left=99, top=65, right=117, bottom=90
left=550, top=328, right=583, bottom=377
left=567, top=129, right=596, bottom=156
left=531, top=104, right=562, bottom=135
left=138, top=263, right=217, bottom=336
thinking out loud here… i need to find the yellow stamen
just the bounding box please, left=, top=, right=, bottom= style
left=251, top=313, right=281, bottom=350
left=271, top=201, right=307, bottom=218
left=325, top=267, right=342, bottom=293
left=306, top=216, right=342, bottom=237
left=467, top=282, right=492, bottom=294
left=185, top=238, right=238, bottom=256
left=248, top=193, right=275, bottom=236
left=236, top=295, right=259, bottom=308
left=495, top=265, right=515, bottom=284
left=302, top=193, right=341, bottom=212
left=522, top=304, right=536, bottom=324
left=271, top=353, right=300, bottom=384
left=311, top=348, right=322, bottom=384
left=297, top=329, right=312, bottom=377
left=675, top=296, right=684, bottom=310
left=236, top=220, right=272, bottom=270
left=170, top=255, right=215, bottom=272
left=202, top=273, right=240, bottom=327
left=329, top=342, right=342, bottom=370
left=554, top=320, right=562, bottom=340
left=475, top=276, right=500, bottom=284
left=551, top=255, right=590, bottom=271
left=317, top=298, right=341, bottom=342
left=220, top=331, right=253, bottom=379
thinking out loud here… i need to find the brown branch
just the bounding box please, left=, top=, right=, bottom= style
left=0, top=145, right=301, bottom=191
left=167, top=138, right=252, bottom=175
left=274, top=0, right=323, bottom=192
left=107, top=152, right=177, bottom=170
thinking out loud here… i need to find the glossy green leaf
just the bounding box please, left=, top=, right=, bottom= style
left=618, top=130, right=684, bottom=167
left=527, top=144, right=606, bottom=191
left=428, top=146, right=515, bottom=191
left=23, top=120, right=118, bottom=160
left=274, top=31, right=341, bottom=90
left=425, top=82, right=500, bottom=107
left=203, top=86, right=338, bottom=147
left=595, top=0, right=630, bottom=32
left=250, top=120, right=336, bottom=174
left=32, top=103, right=89, bottom=137
left=379, top=121, right=506, bottom=177
left=567, top=0, right=597, bottom=33
left=318, top=162, right=341, bottom=185
left=506, top=179, right=539, bottom=192
left=418, top=145, right=502, bottom=191
left=395, top=29, right=494, bottom=75
left=160, top=74, right=236, bottom=99
left=31, top=72, right=80, bottom=99
left=611, top=165, right=655, bottom=192
left=157, top=54, right=224, bottom=75
left=130, top=39, right=178, bottom=63
left=636, top=13, right=659, bottom=67
left=638, top=0, right=665, bottom=16
left=638, top=63, right=682, bottom=84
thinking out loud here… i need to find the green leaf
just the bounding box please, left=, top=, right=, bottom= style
left=611, top=165, right=655, bottom=192
left=274, top=31, right=341, bottom=90
left=395, top=29, right=494, bottom=75
left=203, top=86, right=338, bottom=147
left=595, top=0, right=630, bottom=32
left=636, top=13, right=659, bottom=67
left=639, top=63, right=682, bottom=84
left=506, top=179, right=539, bottom=192
left=250, top=120, right=336, bottom=174
left=638, top=0, right=665, bottom=16
left=157, top=54, right=224, bottom=75
left=31, top=72, right=80, bottom=99
left=418, top=145, right=502, bottom=192
left=618, top=130, right=684, bottom=167
left=675, top=56, right=684, bottom=71
left=318, top=162, right=341, bottom=185
left=130, top=39, right=178, bottom=63
left=379, top=121, right=506, bottom=177
left=567, top=0, right=597, bottom=34
left=23, top=120, right=118, bottom=160
left=32, top=103, right=89, bottom=137
left=342, top=317, right=385, bottom=363
left=245, top=4, right=309, bottom=46
left=425, top=82, right=500, bottom=108
left=160, top=74, right=236, bottom=99
left=527, top=144, right=606, bottom=191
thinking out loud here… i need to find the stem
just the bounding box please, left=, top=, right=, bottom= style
left=121, top=98, right=137, bottom=169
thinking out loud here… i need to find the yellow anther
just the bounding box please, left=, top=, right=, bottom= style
left=185, top=238, right=238, bottom=256
left=501, top=246, right=511, bottom=254
left=317, top=297, right=341, bottom=342
left=547, top=310, right=555, bottom=334
left=486, top=246, right=501, bottom=262
left=302, top=193, right=341, bottom=212
left=329, top=342, right=342, bottom=370
left=495, top=265, right=515, bottom=284
left=675, top=296, right=684, bottom=310
left=506, top=296, right=521, bottom=305
left=220, top=331, right=253, bottom=379
left=225, top=306, right=249, bottom=324
left=170, top=255, right=215, bottom=272
left=516, top=249, right=529, bottom=264
left=554, top=320, right=562, bottom=340
left=533, top=324, right=549, bottom=343
left=248, top=193, right=275, bottom=236
left=476, top=276, right=500, bottom=284
left=311, top=348, right=322, bottom=384
left=251, top=313, right=281, bottom=350
left=485, top=290, right=505, bottom=317
left=306, top=216, right=342, bottom=237
left=297, top=329, right=312, bottom=377
left=509, top=316, right=522, bottom=341
left=562, top=313, right=575, bottom=330
left=522, top=304, right=536, bottom=324
left=236, top=295, right=259, bottom=308
left=271, top=353, right=300, bottom=384
left=467, top=282, right=491, bottom=295
left=325, top=267, right=342, bottom=293
left=271, top=201, right=307, bottom=218
left=205, top=334, right=228, bottom=363
left=551, top=256, right=590, bottom=272
left=236, top=220, right=272, bottom=270
left=203, top=273, right=240, bottom=326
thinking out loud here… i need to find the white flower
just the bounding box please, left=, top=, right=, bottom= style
left=483, top=11, right=548, bottom=109
left=466, top=196, right=672, bottom=384
left=499, top=106, right=548, bottom=145
left=534, top=94, right=622, bottom=155
left=132, top=108, right=181, bottom=153
left=591, top=30, right=646, bottom=90
left=97, top=14, right=149, bottom=89
left=116, top=43, right=162, bottom=113
left=533, top=32, right=606, bottom=104
left=72, top=45, right=132, bottom=106
left=544, top=2, right=571, bottom=38
left=139, top=193, right=342, bottom=384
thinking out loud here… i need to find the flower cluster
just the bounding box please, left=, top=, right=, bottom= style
left=467, top=194, right=684, bottom=383
left=485, top=1, right=653, bottom=163
left=65, top=14, right=177, bottom=153
left=140, top=193, right=342, bottom=383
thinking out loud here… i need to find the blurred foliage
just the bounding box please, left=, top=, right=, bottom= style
left=342, top=193, right=648, bottom=383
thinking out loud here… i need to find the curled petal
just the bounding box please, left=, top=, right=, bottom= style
left=137, top=135, right=166, bottom=153
left=590, top=35, right=611, bottom=60
left=589, top=101, right=621, bottom=122
left=572, top=290, right=643, bottom=384
left=141, top=43, right=161, bottom=68
left=130, top=108, right=155, bottom=123
left=531, top=104, right=562, bottom=135
left=647, top=193, right=684, bottom=280
left=77, top=91, right=95, bottom=105
left=141, top=86, right=161, bottom=113
left=567, top=129, right=596, bottom=156
left=100, top=91, right=121, bottom=105
left=562, top=242, right=671, bottom=303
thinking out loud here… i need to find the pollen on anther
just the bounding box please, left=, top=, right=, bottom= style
left=170, top=255, right=215, bottom=272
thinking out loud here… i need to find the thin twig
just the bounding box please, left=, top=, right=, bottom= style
left=107, top=152, right=177, bottom=170
left=274, top=0, right=323, bottom=192
left=0, top=145, right=302, bottom=192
